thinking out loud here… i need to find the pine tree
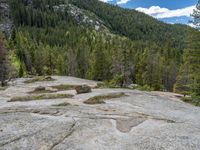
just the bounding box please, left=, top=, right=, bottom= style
left=175, top=1, right=200, bottom=96
left=192, top=0, right=200, bottom=30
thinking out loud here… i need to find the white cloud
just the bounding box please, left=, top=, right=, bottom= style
left=99, top=0, right=113, bottom=3
left=136, top=5, right=195, bottom=19
left=117, top=0, right=130, bottom=5
left=99, top=0, right=130, bottom=5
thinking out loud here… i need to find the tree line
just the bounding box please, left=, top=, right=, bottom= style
left=0, top=0, right=199, bottom=101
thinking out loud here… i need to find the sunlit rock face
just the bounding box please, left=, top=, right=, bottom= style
left=0, top=76, right=200, bottom=150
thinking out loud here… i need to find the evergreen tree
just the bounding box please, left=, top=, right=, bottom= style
left=175, top=1, right=200, bottom=96
left=192, top=0, right=200, bottom=30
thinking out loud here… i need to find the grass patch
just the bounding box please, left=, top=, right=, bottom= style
left=24, top=76, right=55, bottom=83
left=29, top=89, right=54, bottom=94
left=84, top=92, right=126, bottom=105
left=135, top=85, right=154, bottom=91
left=181, top=96, right=200, bottom=106
left=52, top=102, right=71, bottom=107
left=9, top=94, right=73, bottom=102
left=0, top=86, right=7, bottom=91
left=28, top=86, right=56, bottom=94
left=51, top=84, right=77, bottom=91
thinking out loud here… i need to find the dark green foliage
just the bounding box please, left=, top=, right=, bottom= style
left=0, top=32, right=9, bottom=87
left=71, top=0, right=190, bottom=49
left=191, top=0, right=200, bottom=30
left=175, top=30, right=200, bottom=96
left=182, top=96, right=200, bottom=107
left=175, top=1, right=200, bottom=106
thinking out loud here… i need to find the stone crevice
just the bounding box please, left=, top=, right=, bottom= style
left=49, top=121, right=77, bottom=150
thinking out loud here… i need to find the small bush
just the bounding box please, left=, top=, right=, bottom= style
left=84, top=92, right=126, bottom=104
left=136, top=85, right=154, bottom=91
left=182, top=95, right=200, bottom=106
left=102, top=75, right=124, bottom=88
left=9, top=93, right=73, bottom=102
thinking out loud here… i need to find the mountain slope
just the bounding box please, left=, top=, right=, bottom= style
left=1, top=0, right=199, bottom=91
left=71, top=0, right=192, bottom=48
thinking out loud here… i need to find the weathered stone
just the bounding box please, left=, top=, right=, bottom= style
left=45, top=87, right=58, bottom=92
left=0, top=0, right=13, bottom=38
left=127, top=84, right=138, bottom=89
left=44, top=76, right=54, bottom=81
left=75, top=85, right=92, bottom=94
left=34, top=86, right=45, bottom=91
left=0, top=76, right=200, bottom=150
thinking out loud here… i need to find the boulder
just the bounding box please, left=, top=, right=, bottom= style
left=127, top=84, right=138, bottom=89
left=34, top=86, right=45, bottom=91
left=45, top=87, right=58, bottom=92
left=44, top=76, right=54, bottom=81
left=75, top=85, right=92, bottom=94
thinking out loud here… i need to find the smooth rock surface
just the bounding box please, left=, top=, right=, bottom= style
left=0, top=76, right=200, bottom=150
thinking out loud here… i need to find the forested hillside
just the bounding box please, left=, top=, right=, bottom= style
left=0, top=0, right=199, bottom=99
left=71, top=0, right=190, bottom=49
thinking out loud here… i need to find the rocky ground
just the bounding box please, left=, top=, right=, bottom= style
left=0, top=76, right=200, bottom=150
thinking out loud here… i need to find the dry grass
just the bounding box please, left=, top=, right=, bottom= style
left=24, top=76, right=55, bottom=83
left=9, top=93, right=73, bottom=102
left=51, top=84, right=77, bottom=91
left=52, top=102, right=71, bottom=107
left=28, top=86, right=57, bottom=94
left=84, top=92, right=126, bottom=104
left=0, top=86, right=7, bottom=91
left=29, top=89, right=54, bottom=94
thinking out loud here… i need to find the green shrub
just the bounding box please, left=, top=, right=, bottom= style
left=102, top=75, right=124, bottom=88
left=136, top=85, right=154, bottom=91
left=182, top=95, right=200, bottom=106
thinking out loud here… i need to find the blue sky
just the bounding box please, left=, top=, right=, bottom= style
left=100, top=0, right=198, bottom=26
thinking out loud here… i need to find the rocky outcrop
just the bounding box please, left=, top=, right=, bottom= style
left=0, top=0, right=13, bottom=38
left=75, top=85, right=92, bottom=94
left=53, top=3, right=109, bottom=32
left=0, top=76, right=200, bottom=150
